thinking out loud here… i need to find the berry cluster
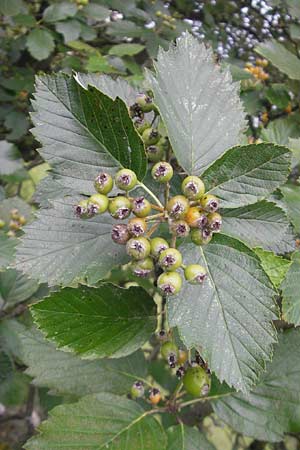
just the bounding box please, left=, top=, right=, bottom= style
left=0, top=208, right=26, bottom=238
left=244, top=58, right=269, bottom=81
left=75, top=92, right=222, bottom=296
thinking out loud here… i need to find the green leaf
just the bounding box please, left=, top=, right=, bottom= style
left=254, top=248, right=291, bottom=288
left=281, top=251, right=300, bottom=326
left=0, top=0, right=22, bottom=16
left=281, top=183, right=300, bottom=234
left=4, top=321, right=148, bottom=397
left=265, top=84, right=291, bottom=109
left=168, top=235, right=277, bottom=392
left=0, top=196, right=32, bottom=224
left=261, top=116, right=300, bottom=146
left=0, top=140, right=23, bottom=176
left=32, top=74, right=146, bottom=195
left=31, top=283, right=156, bottom=359
left=0, top=233, right=17, bottom=270
left=82, top=3, right=110, bottom=20
left=287, top=0, right=300, bottom=19
left=109, top=43, right=145, bottom=57
left=43, top=2, right=77, bottom=22
left=16, top=196, right=127, bottom=286
left=55, top=20, right=81, bottom=43
left=26, top=29, right=55, bottom=61
left=4, top=110, right=30, bottom=140
left=202, top=143, right=291, bottom=208
left=167, top=424, right=215, bottom=450
left=221, top=200, right=295, bottom=254
left=256, top=40, right=300, bottom=80
left=287, top=137, right=300, bottom=167
left=25, top=393, right=167, bottom=450
left=0, top=269, right=39, bottom=310
left=147, top=32, right=245, bottom=174
left=213, top=328, right=300, bottom=441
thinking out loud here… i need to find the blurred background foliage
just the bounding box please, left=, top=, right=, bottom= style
left=1, top=0, right=300, bottom=448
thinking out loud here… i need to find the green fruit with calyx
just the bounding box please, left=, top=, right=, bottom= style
left=146, top=145, right=165, bottom=162
left=184, top=264, right=207, bottom=284
left=0, top=219, right=5, bottom=229
left=126, top=236, right=151, bottom=260
left=128, top=217, right=147, bottom=237
left=169, top=220, right=190, bottom=238
left=200, top=194, right=219, bottom=212
left=115, top=168, right=137, bottom=191
left=87, top=194, right=109, bottom=214
left=136, top=93, right=155, bottom=112
left=132, top=196, right=152, bottom=218
left=150, top=237, right=169, bottom=258
left=130, top=257, right=154, bottom=278
left=182, top=176, right=205, bottom=200
left=108, top=196, right=131, bottom=220
left=142, top=127, right=160, bottom=145
left=159, top=248, right=183, bottom=271
left=131, top=381, right=145, bottom=399
left=75, top=199, right=90, bottom=219
left=183, top=366, right=211, bottom=397
left=157, top=271, right=182, bottom=296
left=151, top=161, right=173, bottom=183
left=94, top=172, right=113, bottom=194
left=190, top=228, right=213, bottom=246
left=161, top=341, right=179, bottom=360
left=207, top=212, right=222, bottom=232
left=135, top=119, right=151, bottom=135
left=167, top=195, right=189, bottom=219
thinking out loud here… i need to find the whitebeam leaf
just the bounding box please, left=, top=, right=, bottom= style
left=202, top=144, right=291, bottom=208
left=25, top=393, right=167, bottom=450
left=281, top=251, right=300, bottom=326
left=168, top=235, right=277, bottom=392
left=3, top=321, right=148, bottom=398
left=31, top=284, right=156, bottom=359
left=147, top=32, right=246, bottom=174
left=167, top=424, right=215, bottom=450
left=32, top=74, right=146, bottom=195
left=213, top=329, right=300, bottom=441
left=222, top=200, right=295, bottom=254
left=15, top=196, right=127, bottom=286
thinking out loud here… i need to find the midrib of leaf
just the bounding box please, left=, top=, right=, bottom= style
left=199, top=246, right=244, bottom=385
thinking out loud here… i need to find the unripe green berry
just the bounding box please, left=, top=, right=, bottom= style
left=135, top=119, right=151, bottom=135
left=111, top=224, right=130, bottom=245
left=10, top=208, right=19, bottom=220
left=157, top=271, right=182, bottom=296
left=128, top=217, right=147, bottom=237
left=136, top=93, right=155, bottom=112
left=142, top=127, right=160, bottom=145
left=115, top=169, right=137, bottom=191
left=151, top=162, right=173, bottom=183
left=150, top=237, right=169, bottom=258
left=157, top=136, right=170, bottom=151
left=131, top=257, right=154, bottom=278
left=169, top=220, right=190, bottom=238
left=74, top=199, right=90, bottom=219
left=109, top=196, right=131, bottom=220
left=183, top=366, right=211, bottom=397
left=161, top=341, right=179, bottom=361
left=131, top=381, right=145, bottom=399
left=19, top=215, right=26, bottom=226
left=167, top=195, right=189, bottom=219
left=159, top=248, right=183, bottom=271
left=207, top=212, right=222, bottom=232
left=190, top=228, right=213, bottom=246
left=200, top=194, right=219, bottom=212
left=186, top=207, right=208, bottom=228
left=184, top=264, right=207, bottom=284
left=126, top=237, right=151, bottom=260
left=94, top=172, right=113, bottom=195
left=132, top=196, right=152, bottom=218
left=182, top=176, right=205, bottom=200
left=146, top=145, right=165, bottom=162
left=0, top=219, right=5, bottom=229
left=88, top=194, right=109, bottom=214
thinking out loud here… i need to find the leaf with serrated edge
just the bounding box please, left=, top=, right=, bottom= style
left=168, top=235, right=277, bottom=392
left=15, top=196, right=127, bottom=286
left=281, top=251, right=300, bottom=326
left=31, top=283, right=156, bottom=359
left=25, top=393, right=167, bottom=450
left=147, top=32, right=245, bottom=175
left=167, top=424, right=215, bottom=450
left=3, top=321, right=147, bottom=398
left=0, top=233, right=17, bottom=270
left=281, top=183, right=300, bottom=234
left=202, top=143, right=291, bottom=208
left=32, top=74, right=146, bottom=195
left=254, top=248, right=291, bottom=289
left=0, top=269, right=39, bottom=309
left=213, top=329, right=300, bottom=441
left=221, top=200, right=295, bottom=254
